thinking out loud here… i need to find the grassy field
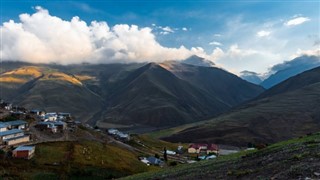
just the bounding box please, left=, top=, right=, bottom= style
left=122, top=132, right=320, bottom=179
left=0, top=140, right=155, bottom=179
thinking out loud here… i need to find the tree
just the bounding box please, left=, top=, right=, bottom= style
left=163, top=147, right=168, bottom=162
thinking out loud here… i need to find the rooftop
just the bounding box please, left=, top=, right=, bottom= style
left=0, top=129, right=23, bottom=136
left=14, top=145, right=35, bottom=151
left=5, top=120, right=27, bottom=126
left=0, top=123, right=10, bottom=128
left=4, top=135, right=29, bottom=141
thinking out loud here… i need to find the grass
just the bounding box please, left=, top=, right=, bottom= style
left=145, top=121, right=206, bottom=140
left=0, top=140, right=154, bottom=179
left=132, top=134, right=184, bottom=151
left=121, top=132, right=320, bottom=180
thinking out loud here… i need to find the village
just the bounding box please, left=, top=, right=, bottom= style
left=0, top=99, right=247, bottom=169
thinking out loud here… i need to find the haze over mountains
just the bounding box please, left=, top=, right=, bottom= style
left=0, top=56, right=264, bottom=130
left=163, top=65, right=320, bottom=146
left=240, top=55, right=320, bottom=88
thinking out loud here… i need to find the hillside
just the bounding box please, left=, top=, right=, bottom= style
left=0, top=66, right=103, bottom=122
left=0, top=61, right=264, bottom=129
left=0, top=138, right=155, bottom=179
left=123, top=132, right=320, bottom=180
left=161, top=66, right=320, bottom=146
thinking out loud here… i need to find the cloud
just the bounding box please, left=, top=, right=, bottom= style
left=209, top=41, right=222, bottom=46
left=161, top=26, right=174, bottom=34
left=257, top=30, right=271, bottom=37
left=269, top=54, right=320, bottom=74
left=213, top=34, right=221, bottom=37
left=182, top=27, right=188, bottom=31
left=290, top=48, right=320, bottom=59
left=0, top=7, right=220, bottom=64
left=284, top=16, right=310, bottom=26
left=71, top=2, right=102, bottom=14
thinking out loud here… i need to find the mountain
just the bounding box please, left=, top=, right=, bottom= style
left=260, top=55, right=320, bottom=88
left=181, top=55, right=215, bottom=67
left=0, top=61, right=264, bottom=130
left=99, top=62, right=264, bottom=128
left=162, top=66, right=320, bottom=146
left=0, top=66, right=103, bottom=121
left=240, top=70, right=262, bottom=84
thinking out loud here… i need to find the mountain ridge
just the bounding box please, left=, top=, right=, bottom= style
left=0, top=60, right=264, bottom=130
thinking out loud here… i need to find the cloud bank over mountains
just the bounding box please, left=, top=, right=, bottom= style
left=1, top=6, right=216, bottom=64
left=0, top=6, right=318, bottom=75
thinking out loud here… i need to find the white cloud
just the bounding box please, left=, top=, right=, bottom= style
left=209, top=41, right=222, bottom=46
left=290, top=48, right=320, bottom=59
left=213, top=34, right=221, bottom=37
left=182, top=27, right=188, bottom=31
left=162, top=26, right=174, bottom=33
left=257, top=30, right=271, bottom=37
left=160, top=31, right=170, bottom=35
left=284, top=16, right=310, bottom=26
left=1, top=7, right=223, bottom=64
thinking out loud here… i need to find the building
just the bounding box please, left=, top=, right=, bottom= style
left=5, top=103, right=12, bottom=110
left=58, top=112, right=71, bottom=119
left=188, top=144, right=208, bottom=154
left=206, top=144, right=219, bottom=155
left=146, top=156, right=163, bottom=166
left=5, top=120, right=28, bottom=130
left=35, top=121, right=67, bottom=133
left=0, top=129, right=30, bottom=145
left=12, top=146, right=35, bottom=159
left=5, top=135, right=30, bottom=146
left=0, top=123, right=10, bottom=132
left=108, top=129, right=119, bottom=135
left=117, top=132, right=130, bottom=141
left=54, top=121, right=67, bottom=131
left=30, top=109, right=45, bottom=116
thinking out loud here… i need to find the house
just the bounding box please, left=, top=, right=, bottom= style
left=117, top=132, right=130, bottom=141
left=54, top=121, right=67, bottom=131
left=165, top=150, right=176, bottom=155
left=206, top=144, right=219, bottom=155
left=0, top=123, right=9, bottom=132
left=0, top=129, right=24, bottom=141
left=188, top=144, right=208, bottom=154
left=4, top=103, right=12, bottom=110
left=30, top=109, right=45, bottom=116
left=12, top=146, right=35, bottom=159
left=58, top=112, right=71, bottom=119
left=4, top=135, right=30, bottom=146
left=146, top=156, right=163, bottom=166
left=35, top=122, right=58, bottom=133
left=108, top=128, right=119, bottom=135
left=140, top=158, right=150, bottom=166
left=0, top=129, right=30, bottom=145
left=45, top=114, right=57, bottom=121
left=5, top=120, right=28, bottom=130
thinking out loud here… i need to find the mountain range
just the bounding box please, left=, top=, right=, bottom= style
left=162, top=66, right=320, bottom=146
left=0, top=57, right=264, bottom=130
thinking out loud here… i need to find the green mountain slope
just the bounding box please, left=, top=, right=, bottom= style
left=123, top=132, right=320, bottom=180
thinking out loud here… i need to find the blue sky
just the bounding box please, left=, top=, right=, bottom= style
left=1, top=0, right=319, bottom=74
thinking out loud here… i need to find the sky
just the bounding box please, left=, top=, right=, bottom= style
left=1, top=0, right=319, bottom=74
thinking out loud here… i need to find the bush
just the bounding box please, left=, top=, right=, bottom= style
left=169, top=161, right=178, bottom=166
